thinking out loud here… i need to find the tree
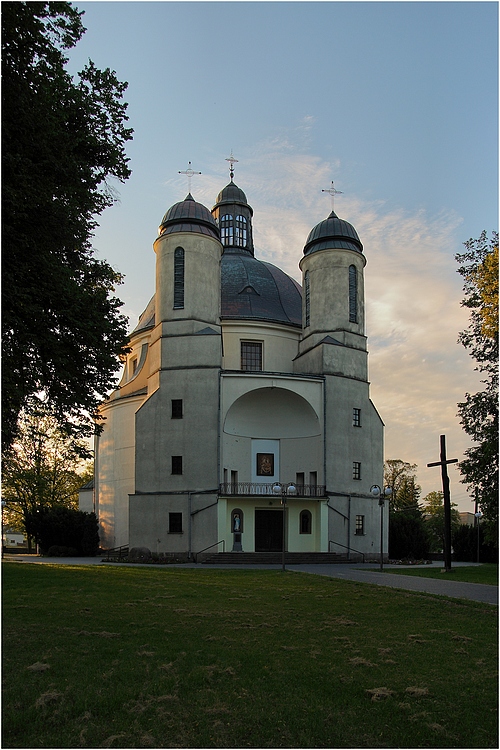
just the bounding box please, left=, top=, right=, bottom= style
left=456, top=232, right=498, bottom=537
left=388, top=512, right=430, bottom=560
left=2, top=2, right=133, bottom=452
left=384, top=460, right=422, bottom=511
left=423, top=491, right=461, bottom=554
left=2, top=410, right=90, bottom=551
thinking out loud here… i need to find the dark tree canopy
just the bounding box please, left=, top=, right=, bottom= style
left=2, top=1, right=133, bottom=450
left=456, top=232, right=498, bottom=533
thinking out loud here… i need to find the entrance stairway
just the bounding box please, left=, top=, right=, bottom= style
left=201, top=552, right=358, bottom=565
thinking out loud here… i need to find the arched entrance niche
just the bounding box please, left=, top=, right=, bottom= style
left=223, top=387, right=320, bottom=439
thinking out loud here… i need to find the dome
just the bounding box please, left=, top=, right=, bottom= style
left=303, top=211, right=363, bottom=255
left=159, top=193, right=220, bottom=240
left=221, top=251, right=302, bottom=327
left=214, top=181, right=253, bottom=215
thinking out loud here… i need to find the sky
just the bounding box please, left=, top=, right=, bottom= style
left=65, top=1, right=498, bottom=511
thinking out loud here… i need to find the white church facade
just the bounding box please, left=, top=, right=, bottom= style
left=93, top=169, right=386, bottom=561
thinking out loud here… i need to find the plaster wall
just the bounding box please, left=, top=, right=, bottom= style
left=129, top=493, right=218, bottom=556
left=134, top=368, right=220, bottom=494
left=97, top=394, right=145, bottom=548
left=299, top=247, right=366, bottom=336
left=221, top=321, right=301, bottom=373
left=154, top=232, right=221, bottom=324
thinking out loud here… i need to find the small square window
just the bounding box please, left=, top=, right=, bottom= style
left=355, top=515, right=365, bottom=535
left=241, top=341, right=262, bottom=371
left=171, top=456, right=183, bottom=475
left=171, top=399, right=183, bottom=419
left=353, top=462, right=361, bottom=481
left=169, top=512, right=182, bottom=533
left=353, top=408, right=361, bottom=427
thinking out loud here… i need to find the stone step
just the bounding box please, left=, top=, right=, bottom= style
left=201, top=552, right=359, bottom=565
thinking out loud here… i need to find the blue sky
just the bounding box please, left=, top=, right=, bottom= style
left=66, top=1, right=498, bottom=509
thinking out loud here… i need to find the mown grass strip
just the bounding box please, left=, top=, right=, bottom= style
left=2, top=563, right=498, bottom=748
left=380, top=563, right=498, bottom=585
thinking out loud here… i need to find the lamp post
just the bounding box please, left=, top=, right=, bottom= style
left=272, top=482, right=297, bottom=571
left=370, top=485, right=392, bottom=571
left=1, top=501, right=6, bottom=559
left=474, top=511, right=483, bottom=564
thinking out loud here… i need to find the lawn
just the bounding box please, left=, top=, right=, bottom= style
left=382, top=564, right=498, bottom=586
left=2, top=562, right=498, bottom=748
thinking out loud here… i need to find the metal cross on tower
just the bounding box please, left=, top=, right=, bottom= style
left=226, top=151, right=238, bottom=180
left=427, top=434, right=458, bottom=572
left=178, top=161, right=201, bottom=193
left=322, top=181, right=343, bottom=212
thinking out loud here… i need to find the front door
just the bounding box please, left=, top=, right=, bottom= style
left=255, top=509, right=283, bottom=552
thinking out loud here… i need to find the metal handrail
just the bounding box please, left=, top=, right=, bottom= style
left=328, top=540, right=365, bottom=563
left=102, top=544, right=129, bottom=561
left=219, top=482, right=326, bottom=497
left=193, top=539, right=225, bottom=563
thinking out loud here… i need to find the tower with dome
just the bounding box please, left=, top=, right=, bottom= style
left=93, top=164, right=385, bottom=561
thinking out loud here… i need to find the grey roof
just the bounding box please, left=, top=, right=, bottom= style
left=221, top=250, right=302, bottom=327
left=131, top=295, right=155, bottom=336
left=213, top=181, right=253, bottom=213
left=304, top=211, right=363, bottom=255
left=159, top=194, right=220, bottom=240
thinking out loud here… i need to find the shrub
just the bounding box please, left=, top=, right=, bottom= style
left=389, top=511, right=430, bottom=560
left=452, top=523, right=498, bottom=563
left=47, top=546, right=78, bottom=557
left=27, top=508, right=99, bottom=556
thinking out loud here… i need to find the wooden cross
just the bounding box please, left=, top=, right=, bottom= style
left=322, top=181, right=343, bottom=212
left=178, top=161, right=201, bottom=193
left=226, top=150, right=238, bottom=180
left=427, top=435, right=458, bottom=572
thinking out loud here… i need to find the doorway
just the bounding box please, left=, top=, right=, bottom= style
left=255, top=509, right=283, bottom=551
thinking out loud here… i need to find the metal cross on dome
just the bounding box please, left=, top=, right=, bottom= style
left=226, top=151, right=238, bottom=180
left=178, top=161, right=201, bottom=193
left=322, top=181, right=343, bottom=212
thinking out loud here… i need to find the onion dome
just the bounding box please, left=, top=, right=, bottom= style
left=303, top=211, right=363, bottom=256
left=221, top=252, right=302, bottom=327
left=158, top=194, right=219, bottom=240
left=214, top=181, right=253, bottom=213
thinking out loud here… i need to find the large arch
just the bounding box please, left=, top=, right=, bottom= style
left=223, top=387, right=320, bottom=438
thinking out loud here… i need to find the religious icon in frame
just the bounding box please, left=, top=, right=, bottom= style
left=256, top=453, right=274, bottom=476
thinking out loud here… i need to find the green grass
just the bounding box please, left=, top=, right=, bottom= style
left=2, top=563, right=498, bottom=748
left=381, top=564, right=498, bottom=586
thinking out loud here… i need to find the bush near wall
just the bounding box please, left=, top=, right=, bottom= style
left=26, top=508, right=99, bottom=556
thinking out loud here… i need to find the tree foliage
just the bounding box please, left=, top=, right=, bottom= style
left=27, top=506, right=99, bottom=556
left=384, top=460, right=422, bottom=511
left=422, top=491, right=461, bottom=554
left=456, top=232, right=499, bottom=530
left=388, top=512, right=430, bottom=560
left=2, top=410, right=91, bottom=551
left=2, top=1, right=133, bottom=451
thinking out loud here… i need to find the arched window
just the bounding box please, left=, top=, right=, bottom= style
left=300, top=510, right=312, bottom=534
left=220, top=214, right=234, bottom=246
left=304, top=270, right=310, bottom=327
left=349, top=265, right=357, bottom=323
left=235, top=215, right=247, bottom=247
left=174, top=247, right=185, bottom=309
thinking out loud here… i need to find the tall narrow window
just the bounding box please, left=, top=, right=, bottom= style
left=174, top=247, right=185, bottom=309
left=235, top=215, right=247, bottom=247
left=353, top=462, right=361, bottom=480
left=300, top=510, right=312, bottom=534
left=353, top=408, right=361, bottom=427
left=355, top=515, right=365, bottom=535
left=304, top=270, right=310, bottom=327
left=241, top=341, right=262, bottom=371
left=349, top=264, right=357, bottom=323
left=220, top=214, right=234, bottom=246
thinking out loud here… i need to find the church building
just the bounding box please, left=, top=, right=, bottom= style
left=93, top=163, right=386, bottom=561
